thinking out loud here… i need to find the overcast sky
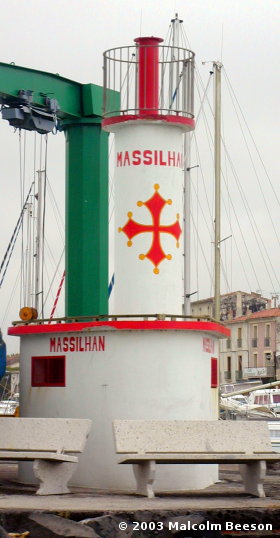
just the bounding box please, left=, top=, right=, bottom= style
left=0, top=0, right=279, bottom=353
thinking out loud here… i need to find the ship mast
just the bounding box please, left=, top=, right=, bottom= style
left=170, top=14, right=192, bottom=316
left=213, top=61, right=222, bottom=321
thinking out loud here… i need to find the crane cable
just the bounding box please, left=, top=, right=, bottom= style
left=40, top=135, right=48, bottom=318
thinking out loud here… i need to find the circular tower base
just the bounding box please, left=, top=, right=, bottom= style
left=9, top=319, right=229, bottom=492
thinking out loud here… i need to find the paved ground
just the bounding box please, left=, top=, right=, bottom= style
left=0, top=463, right=280, bottom=512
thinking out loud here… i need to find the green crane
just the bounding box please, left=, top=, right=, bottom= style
left=0, top=61, right=119, bottom=318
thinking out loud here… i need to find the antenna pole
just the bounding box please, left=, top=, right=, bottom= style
left=214, top=62, right=222, bottom=321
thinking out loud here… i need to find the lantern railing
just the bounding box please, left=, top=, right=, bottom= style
left=103, top=44, right=195, bottom=119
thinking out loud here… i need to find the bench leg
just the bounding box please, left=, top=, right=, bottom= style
left=132, top=460, right=156, bottom=498
left=33, top=460, right=77, bottom=495
left=239, top=461, right=266, bottom=498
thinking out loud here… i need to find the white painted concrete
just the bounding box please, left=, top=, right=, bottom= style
left=113, top=122, right=184, bottom=314
left=18, top=327, right=220, bottom=492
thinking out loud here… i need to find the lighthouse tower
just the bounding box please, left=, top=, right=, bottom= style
left=103, top=36, right=195, bottom=314
left=11, top=31, right=229, bottom=493
left=99, top=36, right=228, bottom=491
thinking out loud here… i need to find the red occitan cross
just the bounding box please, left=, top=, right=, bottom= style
left=119, top=184, right=182, bottom=274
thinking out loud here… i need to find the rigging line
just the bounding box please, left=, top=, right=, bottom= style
left=221, top=240, right=229, bottom=293
left=21, top=130, right=28, bottom=305
left=162, top=21, right=172, bottom=63
left=109, top=203, right=115, bottom=224
left=0, top=376, right=9, bottom=398
left=194, top=106, right=257, bottom=289
left=223, top=143, right=280, bottom=292
left=45, top=175, right=64, bottom=242
left=190, top=167, right=231, bottom=294
left=33, top=132, right=37, bottom=180
left=0, top=218, right=23, bottom=288
left=181, top=24, right=192, bottom=50
left=108, top=134, right=115, bottom=202
left=189, top=167, right=202, bottom=297
left=169, top=61, right=188, bottom=110
left=219, top=171, right=255, bottom=291
left=189, top=165, right=212, bottom=243
left=190, top=72, right=213, bottom=137
left=194, top=72, right=277, bottom=291
left=190, top=211, right=213, bottom=286
left=220, top=242, right=231, bottom=292
left=0, top=182, right=34, bottom=278
left=220, top=157, right=263, bottom=291
left=41, top=264, right=55, bottom=316
left=221, top=104, right=232, bottom=290
left=0, top=267, right=21, bottom=326
left=41, top=135, right=48, bottom=318
left=192, top=133, right=214, bottom=227
left=193, top=146, right=254, bottom=293
left=43, top=247, right=65, bottom=311
left=224, top=68, right=280, bottom=209
left=197, top=100, right=216, bottom=220
left=190, top=189, right=199, bottom=294
left=183, top=83, right=214, bottom=178
left=220, top=146, right=269, bottom=290
left=44, top=237, right=62, bottom=275
left=32, top=134, right=37, bottom=301
left=18, top=131, right=23, bottom=208
left=18, top=131, right=24, bottom=306
left=22, top=130, right=27, bottom=201
left=119, top=53, right=136, bottom=103
left=195, top=150, right=199, bottom=296
left=224, top=69, right=280, bottom=250
left=108, top=173, right=115, bottom=205
left=160, top=26, right=173, bottom=110
left=39, top=134, right=43, bottom=172
left=219, top=185, right=253, bottom=291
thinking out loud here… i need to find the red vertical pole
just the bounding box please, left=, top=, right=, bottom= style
left=49, top=270, right=66, bottom=322
left=134, top=37, right=163, bottom=116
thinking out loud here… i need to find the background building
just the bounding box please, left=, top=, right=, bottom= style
left=191, top=292, right=280, bottom=385
left=191, top=291, right=270, bottom=321
left=220, top=308, right=280, bottom=384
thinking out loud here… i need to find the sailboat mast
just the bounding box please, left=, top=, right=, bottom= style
left=25, top=202, right=33, bottom=307
left=214, top=61, right=222, bottom=321
left=170, top=14, right=192, bottom=316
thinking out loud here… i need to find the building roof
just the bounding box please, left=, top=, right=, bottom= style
left=191, top=291, right=268, bottom=306
left=228, top=308, right=280, bottom=324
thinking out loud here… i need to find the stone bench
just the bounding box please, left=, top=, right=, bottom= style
left=113, top=419, right=280, bottom=498
left=0, top=417, right=92, bottom=495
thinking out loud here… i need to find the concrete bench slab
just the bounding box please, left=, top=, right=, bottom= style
left=0, top=418, right=92, bottom=495
left=113, top=419, right=280, bottom=498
